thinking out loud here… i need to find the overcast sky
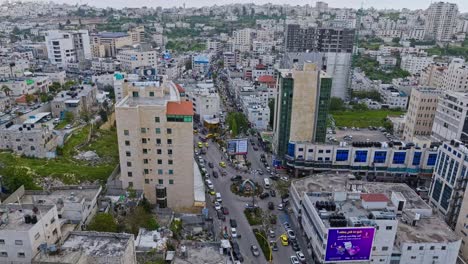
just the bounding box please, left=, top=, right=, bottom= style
left=42, top=0, right=468, bottom=12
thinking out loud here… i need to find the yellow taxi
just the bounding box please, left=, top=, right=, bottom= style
left=209, top=189, right=216, bottom=195
left=197, top=142, right=203, bottom=148
left=204, top=142, right=209, bottom=147
left=219, top=161, right=226, bottom=168
left=193, top=129, right=198, bottom=134
left=280, top=234, right=289, bottom=246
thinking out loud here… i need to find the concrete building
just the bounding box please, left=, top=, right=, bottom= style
left=91, top=58, right=119, bottom=73
left=379, top=85, right=408, bottom=109
left=32, top=232, right=136, bottom=264
left=184, top=82, right=220, bottom=121
left=117, top=48, right=157, bottom=73
left=0, top=119, right=56, bottom=158
left=403, top=87, right=441, bottom=142
left=0, top=204, right=62, bottom=264
left=284, top=25, right=355, bottom=53
left=419, top=63, right=447, bottom=87
left=400, top=55, right=434, bottom=75
left=51, top=85, right=97, bottom=119
left=90, top=32, right=133, bottom=58
left=291, top=173, right=461, bottom=264
left=239, top=94, right=270, bottom=130
left=0, top=76, right=50, bottom=96
left=273, top=62, right=332, bottom=162
left=206, top=40, right=222, bottom=53
left=191, top=55, right=210, bottom=76
left=432, top=91, right=468, bottom=143
left=45, top=30, right=91, bottom=69
left=441, top=58, right=468, bottom=92
left=377, top=56, right=397, bottom=68
left=115, top=77, right=197, bottom=211
left=425, top=2, right=459, bottom=41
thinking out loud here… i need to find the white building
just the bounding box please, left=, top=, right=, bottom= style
left=291, top=173, right=461, bottom=264
left=441, top=58, right=468, bottom=92
left=185, top=82, right=220, bottom=121
left=432, top=91, right=468, bottom=143
left=117, top=48, right=157, bottom=72
left=379, top=85, right=409, bottom=109
left=45, top=30, right=91, bottom=69
left=400, top=55, right=435, bottom=75
left=425, top=2, right=459, bottom=41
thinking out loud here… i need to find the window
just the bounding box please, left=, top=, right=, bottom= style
left=433, top=256, right=439, bottom=259
left=427, top=153, right=438, bottom=166
left=158, top=169, right=163, bottom=175
left=157, top=149, right=162, bottom=154
left=0, top=239, right=4, bottom=245
left=355, top=150, right=368, bottom=162
left=419, top=246, right=424, bottom=250
left=319, top=150, right=323, bottom=153
left=157, top=159, right=162, bottom=165
left=127, top=172, right=133, bottom=177
left=411, top=256, right=416, bottom=259
left=142, top=138, right=147, bottom=144
left=441, top=246, right=446, bottom=250
left=144, top=169, right=149, bottom=174
left=169, top=179, right=174, bottom=184
left=386, top=226, right=392, bottom=230
left=0, top=252, right=7, bottom=257
left=382, top=246, right=389, bottom=251
left=167, top=139, right=173, bottom=144
left=126, top=151, right=131, bottom=157
left=336, top=150, right=349, bottom=161
left=143, top=159, right=148, bottom=164
left=168, top=149, right=173, bottom=155
left=168, top=160, right=173, bottom=165
left=325, top=150, right=331, bottom=153
left=149, top=91, right=155, bottom=97
left=167, top=128, right=172, bottom=134
left=169, top=169, right=174, bottom=175
left=374, top=151, right=387, bottom=163
left=132, top=91, right=139, bottom=97
left=145, top=179, right=149, bottom=184
left=15, top=240, right=23, bottom=245
left=393, top=152, right=406, bottom=164
left=155, top=128, right=161, bottom=134
left=127, top=161, right=132, bottom=167
left=18, top=252, right=25, bottom=258
left=141, top=128, right=147, bottom=133
left=128, top=182, right=133, bottom=187
left=143, top=149, right=148, bottom=154
left=124, top=130, right=129, bottom=136
left=412, top=152, right=422, bottom=166
left=156, top=138, right=161, bottom=144
left=125, top=140, right=130, bottom=146
left=430, top=246, right=435, bottom=250
left=155, top=117, right=160, bottom=123
left=158, top=179, right=164, bottom=184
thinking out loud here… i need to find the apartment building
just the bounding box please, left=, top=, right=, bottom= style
left=117, top=48, right=157, bottom=72
left=90, top=32, right=133, bottom=58
left=51, top=85, right=97, bottom=119
left=184, top=82, right=220, bottom=121
left=192, top=55, right=210, bottom=76
left=403, top=87, right=441, bottom=141
left=400, top=55, right=434, bottom=75
left=432, top=91, right=468, bottom=143
left=379, top=85, right=408, bottom=109
left=206, top=39, right=223, bottom=53
left=285, top=25, right=355, bottom=53
left=45, top=30, right=91, bottom=69
left=239, top=94, right=270, bottom=130
left=115, top=77, right=196, bottom=211
left=233, top=28, right=252, bottom=51
left=291, top=174, right=461, bottom=264
left=0, top=76, right=50, bottom=96
left=425, top=2, right=458, bottom=41
left=441, top=58, right=468, bottom=92
left=0, top=204, right=62, bottom=264
left=32, top=232, right=136, bottom=264
left=273, top=62, right=332, bottom=161
left=420, top=63, right=447, bottom=87
left=91, top=58, right=119, bottom=73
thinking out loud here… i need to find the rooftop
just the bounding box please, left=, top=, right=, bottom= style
left=166, top=101, right=194, bottom=116
left=0, top=204, right=55, bottom=231
left=98, top=32, right=129, bottom=38
left=53, top=85, right=95, bottom=102
left=334, top=128, right=389, bottom=142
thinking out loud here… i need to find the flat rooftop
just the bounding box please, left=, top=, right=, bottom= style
left=20, top=186, right=101, bottom=206
left=397, top=211, right=459, bottom=243
left=334, top=128, right=389, bottom=142
left=0, top=204, right=55, bottom=231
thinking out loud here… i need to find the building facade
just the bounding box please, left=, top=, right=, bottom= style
left=432, top=91, right=468, bottom=143
left=425, top=2, right=459, bottom=41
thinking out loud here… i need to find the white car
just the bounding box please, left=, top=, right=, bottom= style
left=296, top=251, right=306, bottom=263
left=290, top=256, right=300, bottom=264
left=280, top=176, right=289, bottom=181
left=214, top=202, right=221, bottom=211
left=65, top=124, right=72, bottom=129
left=287, top=229, right=296, bottom=240
left=231, top=228, right=237, bottom=238
left=205, top=179, right=214, bottom=189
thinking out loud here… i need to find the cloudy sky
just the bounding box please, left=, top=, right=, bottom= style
left=42, top=0, right=468, bottom=12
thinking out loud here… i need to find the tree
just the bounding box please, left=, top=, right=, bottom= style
left=392, top=37, right=401, bottom=44
left=64, top=111, right=74, bottom=123
left=103, top=85, right=115, bottom=101
left=330, top=97, right=346, bottom=111
left=87, top=213, right=118, bottom=232
left=99, top=109, right=108, bottom=123
left=124, top=206, right=159, bottom=236
left=25, top=94, right=35, bottom=104
left=80, top=110, right=91, bottom=122
left=2, top=167, right=41, bottom=191
left=0, top=85, right=12, bottom=97
left=352, top=103, right=369, bottom=111
left=49, top=82, right=62, bottom=93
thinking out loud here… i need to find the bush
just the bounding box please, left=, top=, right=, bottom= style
left=253, top=229, right=272, bottom=261
left=244, top=208, right=263, bottom=225
left=87, top=213, right=118, bottom=232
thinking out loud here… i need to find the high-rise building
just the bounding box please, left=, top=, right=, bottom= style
left=273, top=62, right=332, bottom=163
left=432, top=91, right=468, bottom=143
left=115, top=76, right=196, bottom=211
left=424, top=2, right=458, bottom=41
left=283, top=25, right=354, bottom=99
left=403, top=87, right=442, bottom=142
left=420, top=63, right=448, bottom=87
left=45, top=30, right=91, bottom=69
left=441, top=58, right=468, bottom=92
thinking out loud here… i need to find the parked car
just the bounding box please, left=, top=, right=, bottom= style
left=270, top=189, right=276, bottom=197
left=270, top=175, right=279, bottom=181
left=291, top=241, right=300, bottom=251
left=231, top=175, right=243, bottom=181
left=230, top=219, right=238, bottom=228
left=280, top=234, right=289, bottom=246
left=250, top=245, right=260, bottom=257
left=270, top=241, right=279, bottom=251
left=296, top=252, right=306, bottom=263
left=268, top=202, right=274, bottom=210
left=213, top=171, right=219, bottom=178
left=214, top=202, right=221, bottom=211
left=222, top=207, right=229, bottom=215
left=287, top=229, right=296, bottom=241
left=245, top=203, right=259, bottom=210
left=290, top=256, right=300, bottom=264
left=217, top=210, right=226, bottom=221
left=259, top=192, right=270, bottom=199
left=258, top=170, right=264, bottom=175
left=253, top=146, right=258, bottom=151
left=278, top=203, right=284, bottom=210
left=208, top=162, right=214, bottom=168
left=231, top=228, right=238, bottom=238
left=269, top=229, right=275, bottom=238
left=283, top=222, right=291, bottom=230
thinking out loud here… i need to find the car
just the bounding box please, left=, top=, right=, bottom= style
left=268, top=202, right=274, bottom=210
left=214, top=202, right=221, bottom=211
left=217, top=210, right=226, bottom=221
left=231, top=175, right=242, bottom=181
left=266, top=166, right=271, bottom=171
left=209, top=190, right=216, bottom=195
left=287, top=229, right=296, bottom=241
left=270, top=175, right=279, bottom=181
left=290, top=256, right=300, bottom=264
left=208, top=162, right=214, bottom=168
left=280, top=176, right=289, bottom=181
left=204, top=142, right=209, bottom=147
left=245, top=203, right=259, bottom=210
left=259, top=192, right=270, bottom=199
left=269, top=229, right=275, bottom=238
left=291, top=241, right=300, bottom=251
left=280, top=234, right=289, bottom=246
left=270, top=241, right=278, bottom=251
left=205, top=179, right=214, bottom=189
left=230, top=219, right=237, bottom=228
left=222, top=207, right=229, bottom=215
left=250, top=245, right=260, bottom=256
left=193, top=129, right=198, bottom=134
left=197, top=142, right=203, bottom=148
left=296, top=252, right=306, bottom=263
left=258, top=170, right=264, bottom=175
left=194, top=150, right=199, bottom=155
left=253, top=146, right=258, bottom=151
left=65, top=124, right=72, bottom=129
left=231, top=228, right=237, bottom=238
left=284, top=222, right=291, bottom=230
left=270, top=189, right=276, bottom=197
left=219, top=161, right=226, bottom=168
left=278, top=203, right=284, bottom=210
left=212, top=171, right=219, bottom=178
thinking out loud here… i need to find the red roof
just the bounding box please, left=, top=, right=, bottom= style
left=166, top=101, right=194, bottom=116
left=175, top=83, right=185, bottom=94
left=15, top=94, right=27, bottom=104
left=361, top=193, right=389, bottom=202
left=258, top=75, right=275, bottom=83
left=255, top=64, right=266, bottom=70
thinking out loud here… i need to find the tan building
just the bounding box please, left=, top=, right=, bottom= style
left=91, top=32, right=133, bottom=58
left=117, top=48, right=157, bottom=72
left=420, top=63, right=448, bottom=87
left=129, top=26, right=145, bottom=44
left=115, top=77, right=196, bottom=211
left=403, top=87, right=441, bottom=142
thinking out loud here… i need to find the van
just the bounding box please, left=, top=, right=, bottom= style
left=216, top=192, right=222, bottom=203
left=263, top=178, right=270, bottom=189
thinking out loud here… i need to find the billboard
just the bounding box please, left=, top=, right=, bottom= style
left=325, top=227, right=375, bottom=262
left=227, top=139, right=248, bottom=155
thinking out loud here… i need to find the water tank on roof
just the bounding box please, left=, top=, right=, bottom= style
left=31, top=215, right=37, bottom=224
left=24, top=215, right=31, bottom=224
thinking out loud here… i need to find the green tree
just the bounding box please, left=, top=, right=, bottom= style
left=49, top=82, right=62, bottom=93
left=2, top=167, right=41, bottom=191
left=0, top=85, right=12, bottom=97
left=99, top=109, right=108, bottom=123
left=25, top=94, right=35, bottom=104
left=64, top=111, right=74, bottom=123
left=353, top=103, right=369, bottom=111
left=80, top=110, right=91, bottom=122
left=87, top=213, right=118, bottom=232
left=125, top=206, right=159, bottom=236
left=330, top=97, right=346, bottom=111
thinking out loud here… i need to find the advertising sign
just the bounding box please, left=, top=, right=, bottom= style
left=227, top=139, right=248, bottom=155
left=325, top=227, right=375, bottom=262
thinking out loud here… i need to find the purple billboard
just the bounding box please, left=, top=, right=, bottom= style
left=324, top=227, right=375, bottom=262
